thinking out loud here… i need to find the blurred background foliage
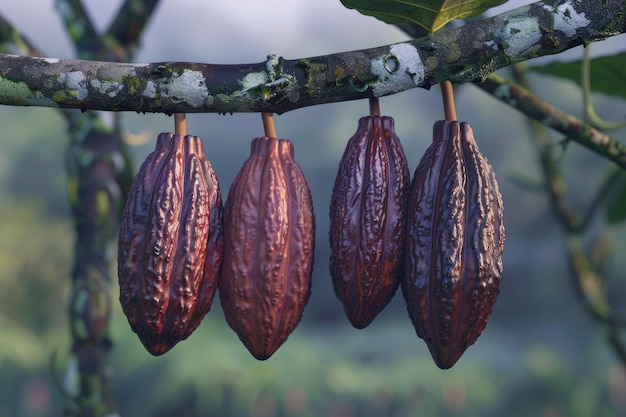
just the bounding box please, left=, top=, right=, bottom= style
left=2, top=1, right=626, bottom=416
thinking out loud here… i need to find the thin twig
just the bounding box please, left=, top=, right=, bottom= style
left=582, top=45, right=626, bottom=131
left=477, top=74, right=626, bottom=170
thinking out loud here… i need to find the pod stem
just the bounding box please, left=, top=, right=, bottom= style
left=174, top=113, right=187, bottom=136
left=440, top=81, right=457, bottom=121
left=369, top=97, right=381, bottom=117
left=262, top=112, right=277, bottom=138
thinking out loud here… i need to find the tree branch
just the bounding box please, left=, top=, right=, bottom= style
left=0, top=0, right=623, bottom=114
left=107, top=0, right=161, bottom=57
left=54, top=0, right=100, bottom=59
left=477, top=73, right=626, bottom=169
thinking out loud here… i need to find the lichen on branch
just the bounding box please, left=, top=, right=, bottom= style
left=0, top=0, right=624, bottom=114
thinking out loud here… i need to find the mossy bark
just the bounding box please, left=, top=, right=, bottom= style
left=0, top=0, right=624, bottom=115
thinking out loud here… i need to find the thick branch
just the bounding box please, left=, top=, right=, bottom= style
left=0, top=0, right=624, bottom=114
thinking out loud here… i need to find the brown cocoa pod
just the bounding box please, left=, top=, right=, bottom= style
left=118, top=132, right=223, bottom=356
left=329, top=116, right=410, bottom=328
left=219, top=136, right=315, bottom=360
left=402, top=120, right=505, bottom=369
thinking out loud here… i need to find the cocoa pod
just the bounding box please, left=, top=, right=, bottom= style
left=118, top=132, right=223, bottom=356
left=402, top=120, right=505, bottom=369
left=329, top=116, right=410, bottom=328
left=219, top=136, right=315, bottom=360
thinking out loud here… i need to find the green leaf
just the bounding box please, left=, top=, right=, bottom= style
left=340, top=0, right=509, bottom=34
left=530, top=52, right=626, bottom=100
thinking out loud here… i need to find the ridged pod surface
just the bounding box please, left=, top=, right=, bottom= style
left=118, top=132, right=223, bottom=356
left=402, top=120, right=505, bottom=369
left=329, top=116, right=410, bottom=328
left=220, top=136, right=315, bottom=360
